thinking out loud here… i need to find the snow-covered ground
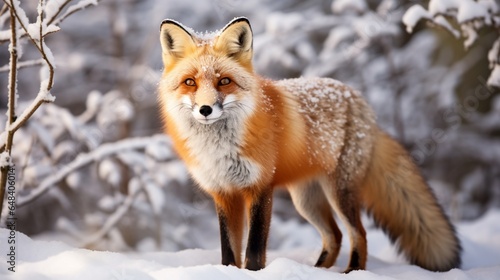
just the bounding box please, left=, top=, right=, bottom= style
left=1, top=209, right=500, bottom=280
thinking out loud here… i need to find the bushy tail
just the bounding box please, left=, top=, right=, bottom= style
left=361, top=130, right=461, bottom=271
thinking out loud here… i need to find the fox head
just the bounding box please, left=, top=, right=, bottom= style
left=158, top=17, right=258, bottom=125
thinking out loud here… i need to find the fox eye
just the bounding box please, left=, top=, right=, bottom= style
left=219, top=77, right=231, bottom=86
left=184, top=78, right=196, bottom=86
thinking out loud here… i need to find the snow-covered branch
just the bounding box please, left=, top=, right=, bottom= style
left=17, top=135, right=171, bottom=207
left=403, top=0, right=500, bottom=87
left=0, top=58, right=45, bottom=72
left=0, top=0, right=99, bottom=44
left=0, top=0, right=19, bottom=215
left=49, top=0, right=99, bottom=26
left=45, top=0, right=73, bottom=25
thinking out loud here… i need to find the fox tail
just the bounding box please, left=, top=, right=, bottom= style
left=361, top=129, right=461, bottom=271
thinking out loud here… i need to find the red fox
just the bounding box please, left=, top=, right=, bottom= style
left=157, top=17, right=461, bottom=272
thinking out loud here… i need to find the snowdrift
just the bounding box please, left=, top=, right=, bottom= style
left=1, top=210, right=500, bottom=279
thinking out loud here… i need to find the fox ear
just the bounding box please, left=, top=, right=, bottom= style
left=215, top=17, right=253, bottom=64
left=160, top=20, right=196, bottom=67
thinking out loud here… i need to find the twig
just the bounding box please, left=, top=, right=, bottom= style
left=50, top=0, right=100, bottom=26
left=17, top=135, right=170, bottom=207
left=0, top=3, right=8, bottom=27
left=46, top=0, right=72, bottom=25
left=3, top=0, right=55, bottom=89
left=0, top=0, right=99, bottom=45
left=0, top=96, right=46, bottom=153
left=0, top=3, right=7, bottom=15
left=0, top=27, right=59, bottom=45
left=0, top=1, right=18, bottom=219
left=0, top=58, right=45, bottom=72
left=38, top=0, right=44, bottom=57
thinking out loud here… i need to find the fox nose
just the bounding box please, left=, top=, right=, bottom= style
left=199, top=105, right=213, bottom=117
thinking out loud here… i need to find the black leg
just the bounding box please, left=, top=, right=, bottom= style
left=244, top=189, right=273, bottom=271
left=214, top=193, right=244, bottom=267
left=217, top=210, right=237, bottom=266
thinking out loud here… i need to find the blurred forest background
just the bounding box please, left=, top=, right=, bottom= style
left=0, top=0, right=499, bottom=253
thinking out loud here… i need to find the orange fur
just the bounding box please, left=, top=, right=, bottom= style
left=241, top=81, right=325, bottom=186
left=360, top=130, right=461, bottom=271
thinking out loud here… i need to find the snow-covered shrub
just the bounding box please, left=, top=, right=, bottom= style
left=403, top=0, right=500, bottom=87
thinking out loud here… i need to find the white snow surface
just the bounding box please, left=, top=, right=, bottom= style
left=1, top=209, right=500, bottom=279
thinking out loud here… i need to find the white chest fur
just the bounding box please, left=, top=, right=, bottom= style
left=177, top=117, right=262, bottom=192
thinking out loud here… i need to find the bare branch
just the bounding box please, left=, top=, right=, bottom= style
left=38, top=0, right=44, bottom=56
left=51, top=0, right=100, bottom=26
left=0, top=3, right=7, bottom=15
left=6, top=2, right=16, bottom=128
left=0, top=58, right=45, bottom=72
left=0, top=0, right=18, bottom=218
left=0, top=90, right=48, bottom=154
left=0, top=3, right=9, bottom=27
left=0, top=23, right=60, bottom=45
left=2, top=1, right=55, bottom=90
